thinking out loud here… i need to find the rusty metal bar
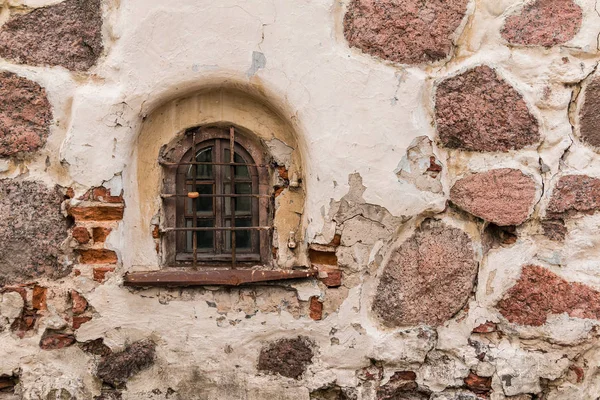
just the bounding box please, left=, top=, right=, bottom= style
left=123, top=269, right=318, bottom=287
left=161, top=161, right=270, bottom=167
left=230, top=126, right=236, bottom=269
left=161, top=226, right=272, bottom=232
left=161, top=193, right=271, bottom=199
left=192, top=130, right=197, bottom=266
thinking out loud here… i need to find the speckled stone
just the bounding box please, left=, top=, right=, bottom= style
left=501, top=0, right=582, bottom=47
left=0, top=0, right=103, bottom=71
left=435, top=66, right=540, bottom=152
left=579, top=76, right=600, bottom=149
left=0, top=180, right=70, bottom=285
left=498, top=265, right=600, bottom=326
left=372, top=220, right=477, bottom=327
left=0, top=71, right=52, bottom=157
left=343, top=0, right=469, bottom=65
left=546, top=175, right=600, bottom=219
left=450, top=169, right=537, bottom=226
left=257, top=337, right=314, bottom=379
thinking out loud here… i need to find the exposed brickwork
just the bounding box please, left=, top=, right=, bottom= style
left=96, top=339, right=156, bottom=387
left=450, top=169, right=537, bottom=226
left=435, top=65, right=540, bottom=152
left=93, top=227, right=112, bottom=242
left=343, top=0, right=469, bottom=65
left=377, top=371, right=426, bottom=400
left=93, top=266, right=115, bottom=283
left=32, top=285, right=47, bottom=311
left=72, top=227, right=91, bottom=244
left=541, top=219, right=567, bottom=241
left=372, top=220, right=477, bottom=327
left=0, top=71, right=52, bottom=157
left=69, top=205, right=124, bottom=222
left=0, top=180, right=70, bottom=285
left=309, top=296, right=323, bottom=321
left=257, top=337, right=314, bottom=379
left=501, top=0, right=582, bottom=47
left=498, top=265, right=600, bottom=326
left=579, top=77, right=600, bottom=148
left=72, top=315, right=92, bottom=329
left=547, top=175, right=600, bottom=218
left=472, top=321, right=497, bottom=334
left=79, top=249, right=118, bottom=264
left=0, top=0, right=104, bottom=71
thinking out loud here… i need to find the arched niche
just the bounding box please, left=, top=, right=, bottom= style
left=124, top=86, right=307, bottom=272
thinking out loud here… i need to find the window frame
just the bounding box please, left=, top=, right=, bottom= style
left=161, top=126, right=272, bottom=268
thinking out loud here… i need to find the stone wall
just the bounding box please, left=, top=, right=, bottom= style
left=1, top=0, right=600, bottom=399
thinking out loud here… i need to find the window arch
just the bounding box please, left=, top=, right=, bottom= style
left=161, top=126, right=272, bottom=267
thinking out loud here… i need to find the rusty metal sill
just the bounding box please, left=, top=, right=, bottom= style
left=123, top=268, right=317, bottom=287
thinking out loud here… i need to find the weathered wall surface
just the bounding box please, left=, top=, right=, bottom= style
left=1, top=0, right=600, bottom=399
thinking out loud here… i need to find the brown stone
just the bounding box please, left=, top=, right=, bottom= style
left=72, top=316, right=92, bottom=329
left=547, top=175, right=600, bottom=218
left=69, top=205, right=124, bottom=221
left=372, top=220, right=477, bottom=327
left=309, top=296, right=323, bottom=321
left=71, top=290, right=88, bottom=314
left=464, top=372, right=492, bottom=393
left=32, top=285, right=47, bottom=311
left=0, top=375, right=17, bottom=391
left=0, top=0, right=103, bottom=71
left=0, top=71, right=53, bottom=157
left=0, top=180, right=70, bottom=285
left=497, top=265, right=600, bottom=326
left=343, top=0, right=469, bottom=65
left=96, top=339, right=156, bottom=386
left=435, top=65, right=540, bottom=152
left=80, top=338, right=111, bottom=356
left=151, top=225, right=159, bottom=239
left=501, top=0, right=582, bottom=47
left=579, top=77, right=600, bottom=148
left=72, top=226, right=91, bottom=244
left=80, top=249, right=118, bottom=264
left=11, top=308, right=38, bottom=337
left=93, top=227, right=112, bottom=242
left=472, top=321, right=497, bottom=334
left=541, top=219, right=567, bottom=241
left=450, top=169, right=537, bottom=226
left=93, top=266, right=115, bottom=282
left=39, top=330, right=76, bottom=350
left=257, top=337, right=314, bottom=379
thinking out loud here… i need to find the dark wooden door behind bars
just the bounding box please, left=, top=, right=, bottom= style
left=161, top=127, right=272, bottom=268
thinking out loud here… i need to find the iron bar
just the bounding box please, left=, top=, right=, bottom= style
left=123, top=268, right=318, bottom=287
left=161, top=193, right=271, bottom=199
left=161, top=226, right=271, bottom=232
left=160, top=161, right=270, bottom=167
left=230, top=126, right=236, bottom=269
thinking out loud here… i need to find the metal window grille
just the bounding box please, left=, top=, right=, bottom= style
left=159, top=127, right=272, bottom=268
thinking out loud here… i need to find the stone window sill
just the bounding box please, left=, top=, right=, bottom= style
left=123, top=268, right=317, bottom=287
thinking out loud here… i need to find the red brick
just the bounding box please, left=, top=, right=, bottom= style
left=79, top=249, right=118, bottom=265
left=32, top=285, right=47, bottom=311
left=309, top=296, right=323, bottom=321
left=71, top=290, right=88, bottom=314
left=93, top=267, right=115, bottom=283
left=317, top=267, right=342, bottom=288
left=92, top=227, right=112, bottom=242
left=72, top=316, right=92, bottom=330
left=473, top=321, right=497, bottom=334
left=464, top=372, right=492, bottom=393
left=39, top=331, right=76, bottom=350
left=152, top=225, right=160, bottom=239
left=69, top=206, right=124, bottom=222
left=570, top=365, right=584, bottom=383
left=92, top=187, right=123, bottom=203
left=72, top=227, right=91, bottom=244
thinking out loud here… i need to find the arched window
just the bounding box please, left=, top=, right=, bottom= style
left=160, top=126, right=272, bottom=267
